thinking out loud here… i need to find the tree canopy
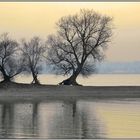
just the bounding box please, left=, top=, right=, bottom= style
left=21, top=37, right=45, bottom=84
left=47, top=9, right=113, bottom=85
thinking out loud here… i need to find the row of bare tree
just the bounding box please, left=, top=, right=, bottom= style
left=0, top=9, right=113, bottom=85
left=0, top=34, right=45, bottom=84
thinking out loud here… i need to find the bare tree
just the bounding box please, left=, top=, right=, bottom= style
left=46, top=9, right=113, bottom=85
left=0, top=33, right=23, bottom=83
left=21, top=37, right=45, bottom=84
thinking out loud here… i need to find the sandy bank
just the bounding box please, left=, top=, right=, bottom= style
left=0, top=82, right=140, bottom=101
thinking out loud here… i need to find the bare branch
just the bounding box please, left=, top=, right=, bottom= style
left=46, top=9, right=113, bottom=82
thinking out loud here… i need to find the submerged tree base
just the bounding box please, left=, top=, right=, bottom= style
left=59, top=78, right=82, bottom=86
left=0, top=79, right=12, bottom=84
left=31, top=82, right=40, bottom=85
left=31, top=78, right=40, bottom=85
left=0, top=80, right=17, bottom=88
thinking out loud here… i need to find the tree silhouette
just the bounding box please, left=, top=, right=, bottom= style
left=0, top=33, right=23, bottom=83
left=47, top=9, right=113, bottom=85
left=21, top=37, right=45, bottom=84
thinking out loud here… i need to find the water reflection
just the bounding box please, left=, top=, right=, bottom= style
left=12, top=103, right=38, bottom=138
left=0, top=104, right=14, bottom=138
left=77, top=101, right=103, bottom=138
left=0, top=99, right=140, bottom=138
left=0, top=103, right=39, bottom=138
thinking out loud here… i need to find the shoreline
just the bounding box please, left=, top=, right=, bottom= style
left=0, top=82, right=140, bottom=102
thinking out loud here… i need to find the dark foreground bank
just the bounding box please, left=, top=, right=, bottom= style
left=0, top=82, right=140, bottom=102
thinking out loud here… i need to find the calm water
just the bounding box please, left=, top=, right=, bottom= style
left=1, top=98, right=140, bottom=138
left=16, top=74, right=140, bottom=86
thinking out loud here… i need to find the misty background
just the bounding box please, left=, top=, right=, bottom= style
left=42, top=61, right=140, bottom=74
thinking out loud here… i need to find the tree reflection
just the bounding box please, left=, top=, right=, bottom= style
left=44, top=99, right=101, bottom=139
left=0, top=102, right=39, bottom=138
left=32, top=102, right=38, bottom=135
left=0, top=103, right=14, bottom=138
left=77, top=101, right=101, bottom=139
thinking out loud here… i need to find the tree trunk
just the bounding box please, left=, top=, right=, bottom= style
left=3, top=74, right=11, bottom=83
left=0, top=68, right=11, bottom=83
left=31, top=73, right=40, bottom=84
left=59, top=64, right=84, bottom=86
left=59, top=70, right=82, bottom=86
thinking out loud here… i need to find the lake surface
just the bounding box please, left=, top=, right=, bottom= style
left=16, top=74, right=140, bottom=86
left=1, top=98, right=140, bottom=138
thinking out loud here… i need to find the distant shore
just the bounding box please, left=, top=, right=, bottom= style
left=0, top=82, right=140, bottom=102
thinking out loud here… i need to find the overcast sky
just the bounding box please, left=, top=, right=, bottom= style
left=0, top=2, right=140, bottom=62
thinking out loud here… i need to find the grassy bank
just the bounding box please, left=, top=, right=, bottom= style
left=0, top=82, right=140, bottom=102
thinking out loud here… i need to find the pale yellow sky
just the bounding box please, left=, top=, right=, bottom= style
left=0, top=2, right=140, bottom=62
